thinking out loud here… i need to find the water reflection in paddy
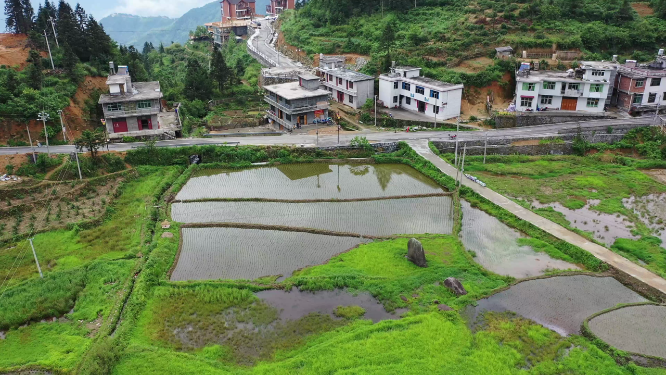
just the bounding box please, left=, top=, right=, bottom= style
left=176, top=164, right=444, bottom=200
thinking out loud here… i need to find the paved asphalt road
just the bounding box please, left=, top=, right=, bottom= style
left=251, top=19, right=298, bottom=68
left=0, top=118, right=653, bottom=156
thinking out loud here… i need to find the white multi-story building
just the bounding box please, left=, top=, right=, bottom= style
left=320, top=69, right=374, bottom=110
left=378, top=66, right=463, bottom=120
left=515, top=61, right=618, bottom=113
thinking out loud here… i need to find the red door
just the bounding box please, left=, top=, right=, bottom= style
left=112, top=118, right=128, bottom=133
left=337, top=91, right=344, bottom=102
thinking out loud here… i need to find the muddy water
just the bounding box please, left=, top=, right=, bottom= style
left=172, top=197, right=454, bottom=237
left=588, top=304, right=666, bottom=359
left=256, top=289, right=405, bottom=323
left=176, top=164, right=443, bottom=201
left=460, top=201, right=579, bottom=278
left=531, top=200, right=637, bottom=246
left=463, top=276, right=647, bottom=336
left=170, top=228, right=369, bottom=282
left=624, top=194, right=666, bottom=247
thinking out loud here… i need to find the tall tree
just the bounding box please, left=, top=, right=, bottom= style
left=25, top=49, right=43, bottom=89
left=62, top=42, right=79, bottom=81
left=184, top=58, right=212, bottom=101
left=210, top=44, right=229, bottom=91
left=5, top=0, right=34, bottom=34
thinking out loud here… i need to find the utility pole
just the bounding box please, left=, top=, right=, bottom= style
left=433, top=99, right=437, bottom=128
left=374, top=95, right=377, bottom=127
left=58, top=110, right=67, bottom=142
left=38, top=111, right=51, bottom=155
left=454, top=138, right=459, bottom=166
left=74, top=152, right=83, bottom=180
left=459, top=144, right=467, bottom=187
left=28, top=239, right=43, bottom=278
left=483, top=131, right=488, bottom=164
left=25, top=125, right=36, bottom=163
left=44, top=30, right=55, bottom=70
left=654, top=94, right=661, bottom=124
left=49, top=16, right=59, bottom=48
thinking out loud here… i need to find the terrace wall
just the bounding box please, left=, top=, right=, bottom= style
left=494, top=112, right=615, bottom=129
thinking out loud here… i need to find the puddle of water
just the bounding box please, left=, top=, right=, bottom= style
left=256, top=289, right=405, bottom=323
left=176, top=164, right=443, bottom=200
left=171, top=228, right=370, bottom=282
left=0, top=331, right=5, bottom=340
left=588, top=305, right=666, bottom=359
left=624, top=194, right=666, bottom=247
left=172, top=197, right=455, bottom=237
left=460, top=201, right=579, bottom=278
left=462, top=276, right=647, bottom=336
left=531, top=200, right=637, bottom=246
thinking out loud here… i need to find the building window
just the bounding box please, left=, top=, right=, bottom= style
left=415, top=86, right=425, bottom=95
left=568, top=83, right=580, bottom=91
left=349, top=95, right=354, bottom=104
left=349, top=81, right=354, bottom=89
left=338, top=78, right=343, bottom=85
left=633, top=94, right=643, bottom=104
left=590, top=84, right=603, bottom=93
left=540, top=95, right=553, bottom=105
left=402, top=82, right=411, bottom=91
left=137, top=101, right=152, bottom=109
left=543, top=81, right=556, bottom=90
left=520, top=97, right=533, bottom=107
left=636, top=80, right=645, bottom=88
left=651, top=78, right=662, bottom=87
left=522, top=82, right=535, bottom=91
left=107, top=103, right=122, bottom=112
left=393, top=96, right=398, bottom=103
left=405, top=97, right=411, bottom=105
left=430, top=90, right=439, bottom=99
left=286, top=113, right=292, bottom=121
left=648, top=93, right=657, bottom=103
left=433, top=105, right=439, bottom=114
left=591, top=70, right=605, bottom=76
left=587, top=98, right=599, bottom=108
left=394, top=82, right=398, bottom=89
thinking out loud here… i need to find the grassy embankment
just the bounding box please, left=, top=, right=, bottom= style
left=437, top=152, right=666, bottom=278
left=0, top=166, right=183, bottom=372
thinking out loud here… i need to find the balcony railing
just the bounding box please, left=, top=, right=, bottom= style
left=322, top=80, right=356, bottom=95
left=104, top=107, right=160, bottom=118
left=266, top=110, right=293, bottom=130
left=264, top=95, right=327, bottom=113
left=561, top=89, right=582, bottom=97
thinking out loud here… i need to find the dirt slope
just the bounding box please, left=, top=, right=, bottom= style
left=0, top=34, right=31, bottom=69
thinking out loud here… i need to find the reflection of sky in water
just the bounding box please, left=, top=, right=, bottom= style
left=178, top=164, right=443, bottom=200
left=460, top=200, right=578, bottom=278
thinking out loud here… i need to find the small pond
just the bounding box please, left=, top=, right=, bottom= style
left=171, top=228, right=369, bottom=282
left=588, top=304, right=666, bottom=359
left=462, top=275, right=647, bottom=336
left=256, top=289, right=405, bottom=323
left=176, top=164, right=444, bottom=201
left=460, top=201, right=579, bottom=278
left=171, top=197, right=455, bottom=237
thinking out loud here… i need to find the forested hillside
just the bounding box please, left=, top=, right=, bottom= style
left=283, top=0, right=666, bottom=85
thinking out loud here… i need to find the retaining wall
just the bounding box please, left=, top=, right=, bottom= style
left=495, top=112, right=616, bottom=128
left=318, top=142, right=399, bottom=154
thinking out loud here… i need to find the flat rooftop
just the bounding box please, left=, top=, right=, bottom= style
left=106, top=75, right=128, bottom=85
left=298, top=73, right=320, bottom=80
left=99, top=82, right=162, bottom=104
left=264, top=81, right=330, bottom=100
left=516, top=70, right=592, bottom=83
left=325, top=68, right=373, bottom=82
left=407, top=76, right=463, bottom=91
left=580, top=61, right=619, bottom=70
left=394, top=66, right=421, bottom=71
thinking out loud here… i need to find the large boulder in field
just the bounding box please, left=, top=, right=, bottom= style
left=407, top=238, right=427, bottom=268
left=444, top=277, right=467, bottom=296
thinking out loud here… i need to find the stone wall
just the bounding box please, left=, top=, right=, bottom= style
left=318, top=142, right=399, bottom=154
left=494, top=112, right=616, bottom=129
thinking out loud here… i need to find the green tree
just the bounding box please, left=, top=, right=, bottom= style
left=25, top=50, right=43, bottom=90
left=74, top=129, right=106, bottom=158
left=62, top=43, right=80, bottom=81
left=5, top=0, right=33, bottom=34
left=184, top=58, right=212, bottom=101
left=158, top=42, right=165, bottom=53
left=210, top=44, right=229, bottom=92
left=380, top=16, right=398, bottom=55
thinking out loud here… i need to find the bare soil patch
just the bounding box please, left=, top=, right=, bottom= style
left=461, top=72, right=514, bottom=119
left=643, top=169, right=666, bottom=185
left=631, top=2, right=654, bottom=16
left=0, top=34, right=34, bottom=70
left=512, top=140, right=540, bottom=146
left=452, top=57, right=494, bottom=74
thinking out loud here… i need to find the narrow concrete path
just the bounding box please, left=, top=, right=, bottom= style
left=407, top=139, right=666, bottom=295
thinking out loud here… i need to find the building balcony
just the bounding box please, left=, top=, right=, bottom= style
left=266, top=110, right=294, bottom=130
left=322, top=81, right=356, bottom=96
left=561, top=90, right=583, bottom=97
left=104, top=107, right=160, bottom=119
left=264, top=95, right=328, bottom=114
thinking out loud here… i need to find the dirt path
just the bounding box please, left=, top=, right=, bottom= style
left=407, top=139, right=666, bottom=296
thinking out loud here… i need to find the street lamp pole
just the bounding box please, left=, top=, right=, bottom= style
left=58, top=110, right=66, bottom=142
left=25, top=124, right=36, bottom=163
left=374, top=95, right=377, bottom=127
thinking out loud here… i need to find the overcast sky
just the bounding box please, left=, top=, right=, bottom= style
left=28, top=0, right=215, bottom=19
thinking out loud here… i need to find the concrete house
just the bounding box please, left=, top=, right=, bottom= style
left=495, top=46, right=513, bottom=59
left=266, top=0, right=294, bottom=16
left=515, top=61, right=618, bottom=113
left=321, top=69, right=374, bottom=110
left=264, top=73, right=331, bottom=130
left=206, top=0, right=256, bottom=44
left=378, top=66, right=463, bottom=120
left=222, top=0, right=256, bottom=21
left=615, top=52, right=666, bottom=115
left=99, top=63, right=163, bottom=137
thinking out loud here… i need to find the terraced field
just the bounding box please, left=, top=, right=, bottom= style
left=176, top=164, right=444, bottom=201
left=171, top=228, right=369, bottom=281
left=171, top=197, right=455, bottom=236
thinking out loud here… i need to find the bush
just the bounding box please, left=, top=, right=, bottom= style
left=350, top=136, right=372, bottom=149
left=101, top=154, right=127, bottom=173
left=360, top=112, right=373, bottom=123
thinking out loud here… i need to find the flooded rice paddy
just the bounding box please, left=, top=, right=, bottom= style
left=176, top=164, right=443, bottom=201
left=463, top=275, right=647, bottom=336
left=172, top=197, right=454, bottom=236
left=257, top=289, right=405, bottom=323
left=587, top=304, right=666, bottom=359
left=461, top=201, right=579, bottom=278
left=624, top=194, right=666, bottom=247
left=531, top=200, right=637, bottom=246
left=171, top=228, right=369, bottom=281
